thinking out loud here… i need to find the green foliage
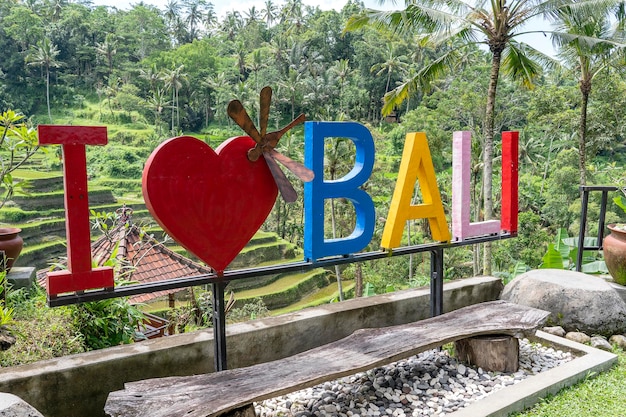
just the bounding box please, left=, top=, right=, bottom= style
left=71, top=294, right=145, bottom=350
left=494, top=212, right=551, bottom=271
left=0, top=110, right=41, bottom=209
left=87, top=146, right=145, bottom=179
left=228, top=298, right=270, bottom=322
left=538, top=229, right=608, bottom=273
left=0, top=285, right=85, bottom=366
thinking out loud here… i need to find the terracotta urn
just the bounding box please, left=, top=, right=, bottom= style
left=603, top=224, right=626, bottom=286
left=0, top=228, right=23, bottom=273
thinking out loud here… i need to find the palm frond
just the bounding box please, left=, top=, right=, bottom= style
left=502, top=41, right=544, bottom=88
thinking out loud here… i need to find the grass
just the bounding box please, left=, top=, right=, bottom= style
left=512, top=348, right=626, bottom=417
left=271, top=280, right=356, bottom=315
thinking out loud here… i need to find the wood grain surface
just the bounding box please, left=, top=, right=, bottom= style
left=105, top=300, right=549, bottom=417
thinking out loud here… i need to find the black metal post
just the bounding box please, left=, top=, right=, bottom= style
left=597, top=190, right=610, bottom=249
left=430, top=248, right=444, bottom=317
left=211, top=280, right=228, bottom=371
left=576, top=188, right=590, bottom=272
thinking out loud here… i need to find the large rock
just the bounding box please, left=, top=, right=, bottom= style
left=0, top=393, right=44, bottom=417
left=501, top=269, right=626, bottom=337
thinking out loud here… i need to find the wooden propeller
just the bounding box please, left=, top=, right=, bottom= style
left=227, top=86, right=314, bottom=203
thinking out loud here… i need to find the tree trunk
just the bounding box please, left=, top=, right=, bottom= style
left=455, top=335, right=519, bottom=373
left=482, top=48, right=503, bottom=276
left=579, top=78, right=591, bottom=186
left=46, top=67, right=52, bottom=122
left=355, top=262, right=363, bottom=297
left=330, top=198, right=344, bottom=301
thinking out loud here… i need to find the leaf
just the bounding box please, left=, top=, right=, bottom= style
left=540, top=244, right=564, bottom=269
left=554, top=228, right=571, bottom=260
left=581, top=260, right=609, bottom=274
left=363, top=282, right=376, bottom=297
left=512, top=262, right=529, bottom=278
left=614, top=195, right=626, bottom=215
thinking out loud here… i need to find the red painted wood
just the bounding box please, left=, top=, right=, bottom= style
left=38, top=125, right=108, bottom=145
left=501, top=131, right=519, bottom=233
left=37, top=125, right=114, bottom=296
left=142, top=136, right=278, bottom=273
left=61, top=144, right=93, bottom=273
left=46, top=268, right=115, bottom=295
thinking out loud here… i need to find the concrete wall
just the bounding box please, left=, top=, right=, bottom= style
left=0, top=276, right=502, bottom=417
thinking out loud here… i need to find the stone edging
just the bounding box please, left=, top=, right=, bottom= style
left=448, top=330, right=618, bottom=417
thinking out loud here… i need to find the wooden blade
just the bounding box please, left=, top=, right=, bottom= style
left=270, top=150, right=314, bottom=182
left=259, top=87, right=272, bottom=137
left=263, top=152, right=297, bottom=203
left=266, top=114, right=306, bottom=148
left=227, top=100, right=262, bottom=143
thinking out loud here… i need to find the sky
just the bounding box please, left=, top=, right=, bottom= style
left=89, top=0, right=556, bottom=57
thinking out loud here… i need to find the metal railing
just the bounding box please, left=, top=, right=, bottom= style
left=576, top=185, right=618, bottom=271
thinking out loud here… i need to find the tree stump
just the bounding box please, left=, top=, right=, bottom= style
left=454, top=335, right=519, bottom=372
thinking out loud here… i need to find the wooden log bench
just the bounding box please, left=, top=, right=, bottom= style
left=105, top=300, right=549, bottom=417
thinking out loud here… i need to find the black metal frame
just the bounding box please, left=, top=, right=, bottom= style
left=576, top=185, right=617, bottom=271
left=48, top=231, right=514, bottom=371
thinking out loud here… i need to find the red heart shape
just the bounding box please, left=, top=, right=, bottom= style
left=142, top=136, right=277, bottom=273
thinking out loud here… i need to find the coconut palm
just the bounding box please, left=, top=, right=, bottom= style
left=552, top=2, right=626, bottom=185
left=370, top=45, right=409, bottom=93
left=162, top=65, right=188, bottom=131
left=26, top=38, right=62, bottom=122
left=263, top=0, right=278, bottom=26
left=346, top=0, right=619, bottom=274
left=183, top=0, right=208, bottom=41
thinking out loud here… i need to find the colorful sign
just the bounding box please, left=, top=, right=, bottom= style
left=38, top=122, right=518, bottom=297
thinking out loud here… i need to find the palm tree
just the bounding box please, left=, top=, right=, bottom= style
left=281, top=0, right=305, bottom=34
left=183, top=0, right=208, bottom=41
left=204, top=4, right=218, bottom=35
left=370, top=45, right=409, bottom=93
left=245, top=6, right=260, bottom=26
left=346, top=0, right=611, bottom=274
left=331, top=59, right=354, bottom=116
left=162, top=65, right=188, bottom=131
left=552, top=2, right=626, bottom=185
left=146, top=88, right=171, bottom=136
left=263, top=0, right=278, bottom=27
left=95, top=35, right=117, bottom=78
left=139, top=64, right=163, bottom=94
left=247, top=49, right=266, bottom=94
left=279, top=68, right=303, bottom=120
left=221, top=12, right=243, bottom=41
left=26, top=38, right=62, bottom=122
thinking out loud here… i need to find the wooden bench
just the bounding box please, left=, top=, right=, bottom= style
left=105, top=300, right=549, bottom=417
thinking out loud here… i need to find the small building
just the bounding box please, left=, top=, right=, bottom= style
left=37, top=210, right=212, bottom=338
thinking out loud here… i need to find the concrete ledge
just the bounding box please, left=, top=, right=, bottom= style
left=0, top=276, right=503, bottom=417
left=449, top=330, right=618, bottom=417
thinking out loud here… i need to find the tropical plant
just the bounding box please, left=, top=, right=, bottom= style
left=539, top=228, right=608, bottom=273
left=0, top=110, right=40, bottom=210
left=344, top=0, right=611, bottom=274
left=552, top=1, right=626, bottom=185
left=26, top=38, right=62, bottom=122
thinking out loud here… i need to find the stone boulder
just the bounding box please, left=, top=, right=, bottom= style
left=501, top=269, right=626, bottom=337
left=0, top=393, right=44, bottom=417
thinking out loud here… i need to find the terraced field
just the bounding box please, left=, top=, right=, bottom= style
left=6, top=165, right=335, bottom=314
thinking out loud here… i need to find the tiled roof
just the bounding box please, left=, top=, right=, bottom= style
left=37, top=222, right=211, bottom=304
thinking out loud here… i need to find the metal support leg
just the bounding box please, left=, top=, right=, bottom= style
left=598, top=190, right=609, bottom=249
left=212, top=281, right=227, bottom=371
left=430, top=248, right=444, bottom=317
left=576, top=189, right=589, bottom=272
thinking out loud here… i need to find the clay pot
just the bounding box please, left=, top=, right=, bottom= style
left=0, top=228, right=23, bottom=273
left=603, top=224, right=626, bottom=285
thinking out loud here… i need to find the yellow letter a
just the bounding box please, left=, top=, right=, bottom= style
left=381, top=132, right=450, bottom=249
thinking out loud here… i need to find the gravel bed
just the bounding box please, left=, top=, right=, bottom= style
left=255, top=339, right=574, bottom=417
